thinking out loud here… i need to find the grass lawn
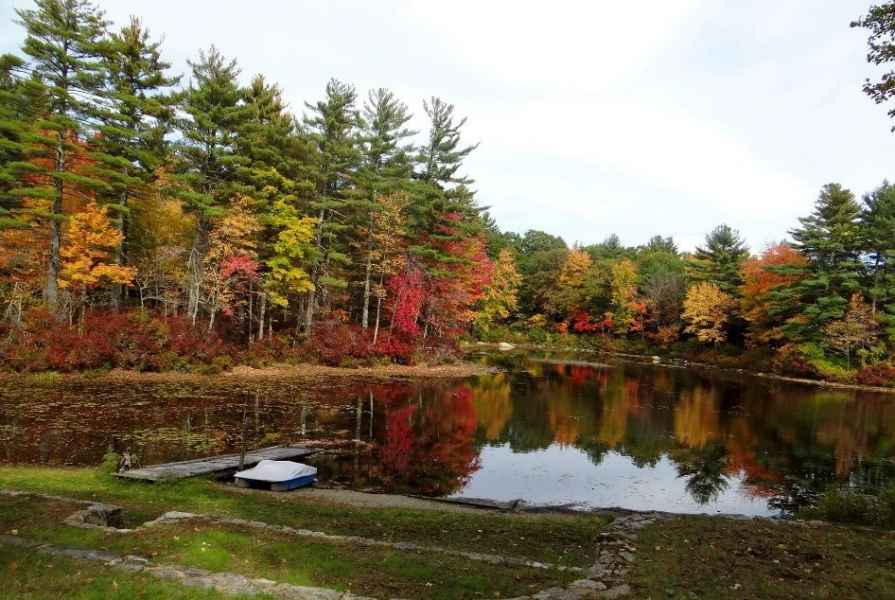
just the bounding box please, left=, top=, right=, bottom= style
left=0, top=545, right=268, bottom=600
left=629, top=516, right=895, bottom=599
left=0, top=465, right=602, bottom=567
left=0, top=468, right=603, bottom=599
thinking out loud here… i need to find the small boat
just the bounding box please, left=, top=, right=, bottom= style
left=234, top=459, right=317, bottom=492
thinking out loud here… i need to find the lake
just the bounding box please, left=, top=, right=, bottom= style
left=2, top=353, right=894, bottom=516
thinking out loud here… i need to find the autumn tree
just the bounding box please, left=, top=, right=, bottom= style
left=682, top=282, right=736, bottom=345
left=608, top=258, right=639, bottom=334
left=475, top=247, right=521, bottom=332
left=739, top=243, right=806, bottom=345
left=355, top=88, right=415, bottom=329
left=547, top=247, right=591, bottom=319
left=823, top=294, right=879, bottom=368
left=59, top=201, right=135, bottom=325
left=12, top=0, right=109, bottom=311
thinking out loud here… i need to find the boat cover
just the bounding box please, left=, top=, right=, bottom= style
left=234, top=459, right=317, bottom=482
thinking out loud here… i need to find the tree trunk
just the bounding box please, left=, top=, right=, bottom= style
left=258, top=292, right=266, bottom=341
left=45, top=131, right=65, bottom=313
left=248, top=280, right=254, bottom=344
left=361, top=250, right=373, bottom=329
left=187, top=218, right=209, bottom=326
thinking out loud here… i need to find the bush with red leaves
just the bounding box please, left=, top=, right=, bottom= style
left=856, top=364, right=895, bottom=387
left=0, top=309, right=232, bottom=372
left=310, top=320, right=372, bottom=366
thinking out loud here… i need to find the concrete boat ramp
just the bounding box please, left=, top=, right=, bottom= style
left=115, top=446, right=317, bottom=483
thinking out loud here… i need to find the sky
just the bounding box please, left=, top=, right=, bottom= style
left=1, top=0, right=893, bottom=251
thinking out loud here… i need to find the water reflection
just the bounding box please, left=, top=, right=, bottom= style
left=2, top=355, right=895, bottom=515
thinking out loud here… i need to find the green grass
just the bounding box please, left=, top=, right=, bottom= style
left=0, top=467, right=601, bottom=599
left=629, top=516, right=895, bottom=599
left=0, top=465, right=602, bottom=567
left=0, top=546, right=269, bottom=600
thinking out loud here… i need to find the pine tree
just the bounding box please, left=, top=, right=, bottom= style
left=781, top=183, right=863, bottom=340
left=176, top=46, right=250, bottom=322
left=301, top=78, right=361, bottom=332
left=0, top=53, right=43, bottom=227
left=355, top=88, right=415, bottom=328
left=689, top=225, right=749, bottom=294
left=93, top=16, right=179, bottom=304
left=12, top=0, right=109, bottom=311
left=860, top=180, right=895, bottom=340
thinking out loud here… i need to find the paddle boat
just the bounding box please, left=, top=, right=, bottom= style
left=234, top=459, right=317, bottom=492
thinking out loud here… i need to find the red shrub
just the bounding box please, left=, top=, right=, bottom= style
left=856, top=364, right=895, bottom=387
left=311, top=320, right=372, bottom=366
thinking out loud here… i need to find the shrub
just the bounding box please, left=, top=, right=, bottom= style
left=311, top=320, right=372, bottom=366
left=804, top=484, right=895, bottom=529
left=771, top=344, right=816, bottom=378
left=856, top=364, right=895, bottom=387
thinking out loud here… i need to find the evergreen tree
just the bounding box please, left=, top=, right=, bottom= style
left=0, top=54, right=43, bottom=227
left=12, top=0, right=109, bottom=310
left=860, top=180, right=895, bottom=340
left=779, top=183, right=863, bottom=340
left=237, top=74, right=315, bottom=327
left=355, top=88, right=415, bottom=328
left=93, top=16, right=179, bottom=298
left=416, top=96, right=477, bottom=187
left=176, top=46, right=250, bottom=321
left=689, top=224, right=749, bottom=294
left=301, top=78, right=361, bottom=331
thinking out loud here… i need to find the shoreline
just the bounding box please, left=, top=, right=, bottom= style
left=471, top=341, right=895, bottom=395
left=1, top=361, right=497, bottom=385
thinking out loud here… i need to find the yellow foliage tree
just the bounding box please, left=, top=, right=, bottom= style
left=59, top=202, right=136, bottom=325
left=682, top=281, right=735, bottom=344
left=475, top=248, right=522, bottom=331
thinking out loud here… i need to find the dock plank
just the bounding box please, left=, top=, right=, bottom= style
left=115, top=446, right=316, bottom=482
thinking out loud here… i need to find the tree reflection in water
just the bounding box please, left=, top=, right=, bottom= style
left=3, top=355, right=895, bottom=513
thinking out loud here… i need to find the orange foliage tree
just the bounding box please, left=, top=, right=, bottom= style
left=59, top=202, right=136, bottom=326
left=739, top=243, right=807, bottom=345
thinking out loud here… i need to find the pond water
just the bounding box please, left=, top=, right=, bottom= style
left=2, top=353, right=895, bottom=516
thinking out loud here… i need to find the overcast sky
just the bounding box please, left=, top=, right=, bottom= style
left=2, top=1, right=892, bottom=251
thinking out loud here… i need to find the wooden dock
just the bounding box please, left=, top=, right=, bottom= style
left=115, top=446, right=317, bottom=483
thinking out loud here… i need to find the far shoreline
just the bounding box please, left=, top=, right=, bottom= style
left=0, top=361, right=498, bottom=385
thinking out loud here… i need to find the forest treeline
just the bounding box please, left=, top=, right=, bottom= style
left=1, top=0, right=895, bottom=381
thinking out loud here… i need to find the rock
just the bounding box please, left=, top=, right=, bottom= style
left=599, top=584, right=632, bottom=599
left=570, top=579, right=607, bottom=591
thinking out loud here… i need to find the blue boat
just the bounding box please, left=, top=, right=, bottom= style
left=234, top=459, right=317, bottom=492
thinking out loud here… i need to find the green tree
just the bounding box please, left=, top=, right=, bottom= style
left=302, top=78, right=361, bottom=332
left=176, top=46, right=250, bottom=322
left=689, top=225, right=749, bottom=294
left=93, top=16, right=180, bottom=303
left=781, top=183, right=863, bottom=340
left=12, top=0, right=109, bottom=310
left=860, top=181, right=895, bottom=339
